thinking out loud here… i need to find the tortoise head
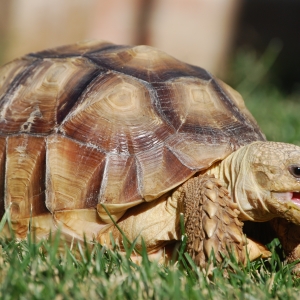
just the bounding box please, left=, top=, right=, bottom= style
left=227, top=141, right=300, bottom=224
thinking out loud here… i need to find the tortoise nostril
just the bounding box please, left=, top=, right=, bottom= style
left=288, top=165, right=300, bottom=178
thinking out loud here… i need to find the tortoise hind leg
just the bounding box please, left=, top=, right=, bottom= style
left=179, top=174, right=246, bottom=267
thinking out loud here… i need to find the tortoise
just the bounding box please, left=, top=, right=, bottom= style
left=1, top=40, right=300, bottom=267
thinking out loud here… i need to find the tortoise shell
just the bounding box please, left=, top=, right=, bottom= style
left=0, top=40, right=265, bottom=223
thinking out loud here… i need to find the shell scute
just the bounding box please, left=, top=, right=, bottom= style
left=136, top=144, right=195, bottom=201
left=60, top=72, right=175, bottom=154
left=0, top=57, right=101, bottom=134
left=6, top=135, right=48, bottom=220
left=0, top=42, right=266, bottom=221
left=0, top=57, right=37, bottom=100
left=165, top=134, right=232, bottom=170
left=85, top=45, right=212, bottom=83
left=99, top=154, right=141, bottom=205
left=46, top=135, right=106, bottom=212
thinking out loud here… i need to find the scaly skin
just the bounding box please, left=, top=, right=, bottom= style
left=207, top=141, right=300, bottom=266
left=179, top=175, right=246, bottom=267
left=207, top=141, right=300, bottom=224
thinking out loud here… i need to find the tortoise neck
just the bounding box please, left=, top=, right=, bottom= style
left=206, top=143, right=271, bottom=222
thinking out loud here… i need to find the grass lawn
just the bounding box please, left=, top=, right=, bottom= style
left=1, top=46, right=300, bottom=299
left=0, top=226, right=299, bottom=299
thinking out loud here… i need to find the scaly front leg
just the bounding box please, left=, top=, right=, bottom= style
left=180, top=174, right=267, bottom=267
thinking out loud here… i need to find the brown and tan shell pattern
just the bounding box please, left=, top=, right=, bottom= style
left=0, top=40, right=265, bottom=228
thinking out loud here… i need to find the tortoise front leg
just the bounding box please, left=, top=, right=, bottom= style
left=179, top=174, right=247, bottom=267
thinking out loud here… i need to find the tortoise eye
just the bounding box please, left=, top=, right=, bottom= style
left=289, top=165, right=300, bottom=178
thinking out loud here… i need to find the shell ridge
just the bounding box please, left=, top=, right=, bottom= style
left=82, top=56, right=110, bottom=71
left=152, top=77, right=214, bottom=134
left=146, top=81, right=177, bottom=133
left=211, top=78, right=249, bottom=125
left=82, top=56, right=113, bottom=74
left=175, top=96, right=191, bottom=133
left=190, top=64, right=213, bottom=81
left=59, top=132, right=108, bottom=155
left=84, top=44, right=130, bottom=56
left=0, top=60, right=41, bottom=120
left=77, top=147, right=106, bottom=208
left=45, top=135, right=54, bottom=212
left=84, top=55, right=155, bottom=87
left=0, top=132, right=49, bottom=138
left=28, top=53, right=80, bottom=59
left=134, top=153, right=147, bottom=199
left=27, top=42, right=125, bottom=59
left=133, top=155, right=144, bottom=201
left=108, top=69, right=156, bottom=86
left=55, top=64, right=103, bottom=125
left=58, top=70, right=107, bottom=129
left=97, top=154, right=110, bottom=204
left=164, top=142, right=199, bottom=172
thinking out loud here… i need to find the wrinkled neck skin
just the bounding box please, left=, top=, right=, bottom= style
left=206, top=143, right=273, bottom=222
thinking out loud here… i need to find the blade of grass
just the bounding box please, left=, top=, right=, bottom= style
left=101, top=203, right=141, bottom=256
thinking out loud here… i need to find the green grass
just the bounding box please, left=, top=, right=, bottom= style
left=1, top=45, right=300, bottom=299
left=0, top=231, right=299, bottom=299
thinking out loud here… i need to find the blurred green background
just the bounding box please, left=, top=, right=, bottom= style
left=229, top=42, right=300, bottom=146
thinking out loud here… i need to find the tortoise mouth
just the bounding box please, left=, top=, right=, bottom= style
left=292, top=192, right=300, bottom=206
left=274, top=192, right=300, bottom=207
